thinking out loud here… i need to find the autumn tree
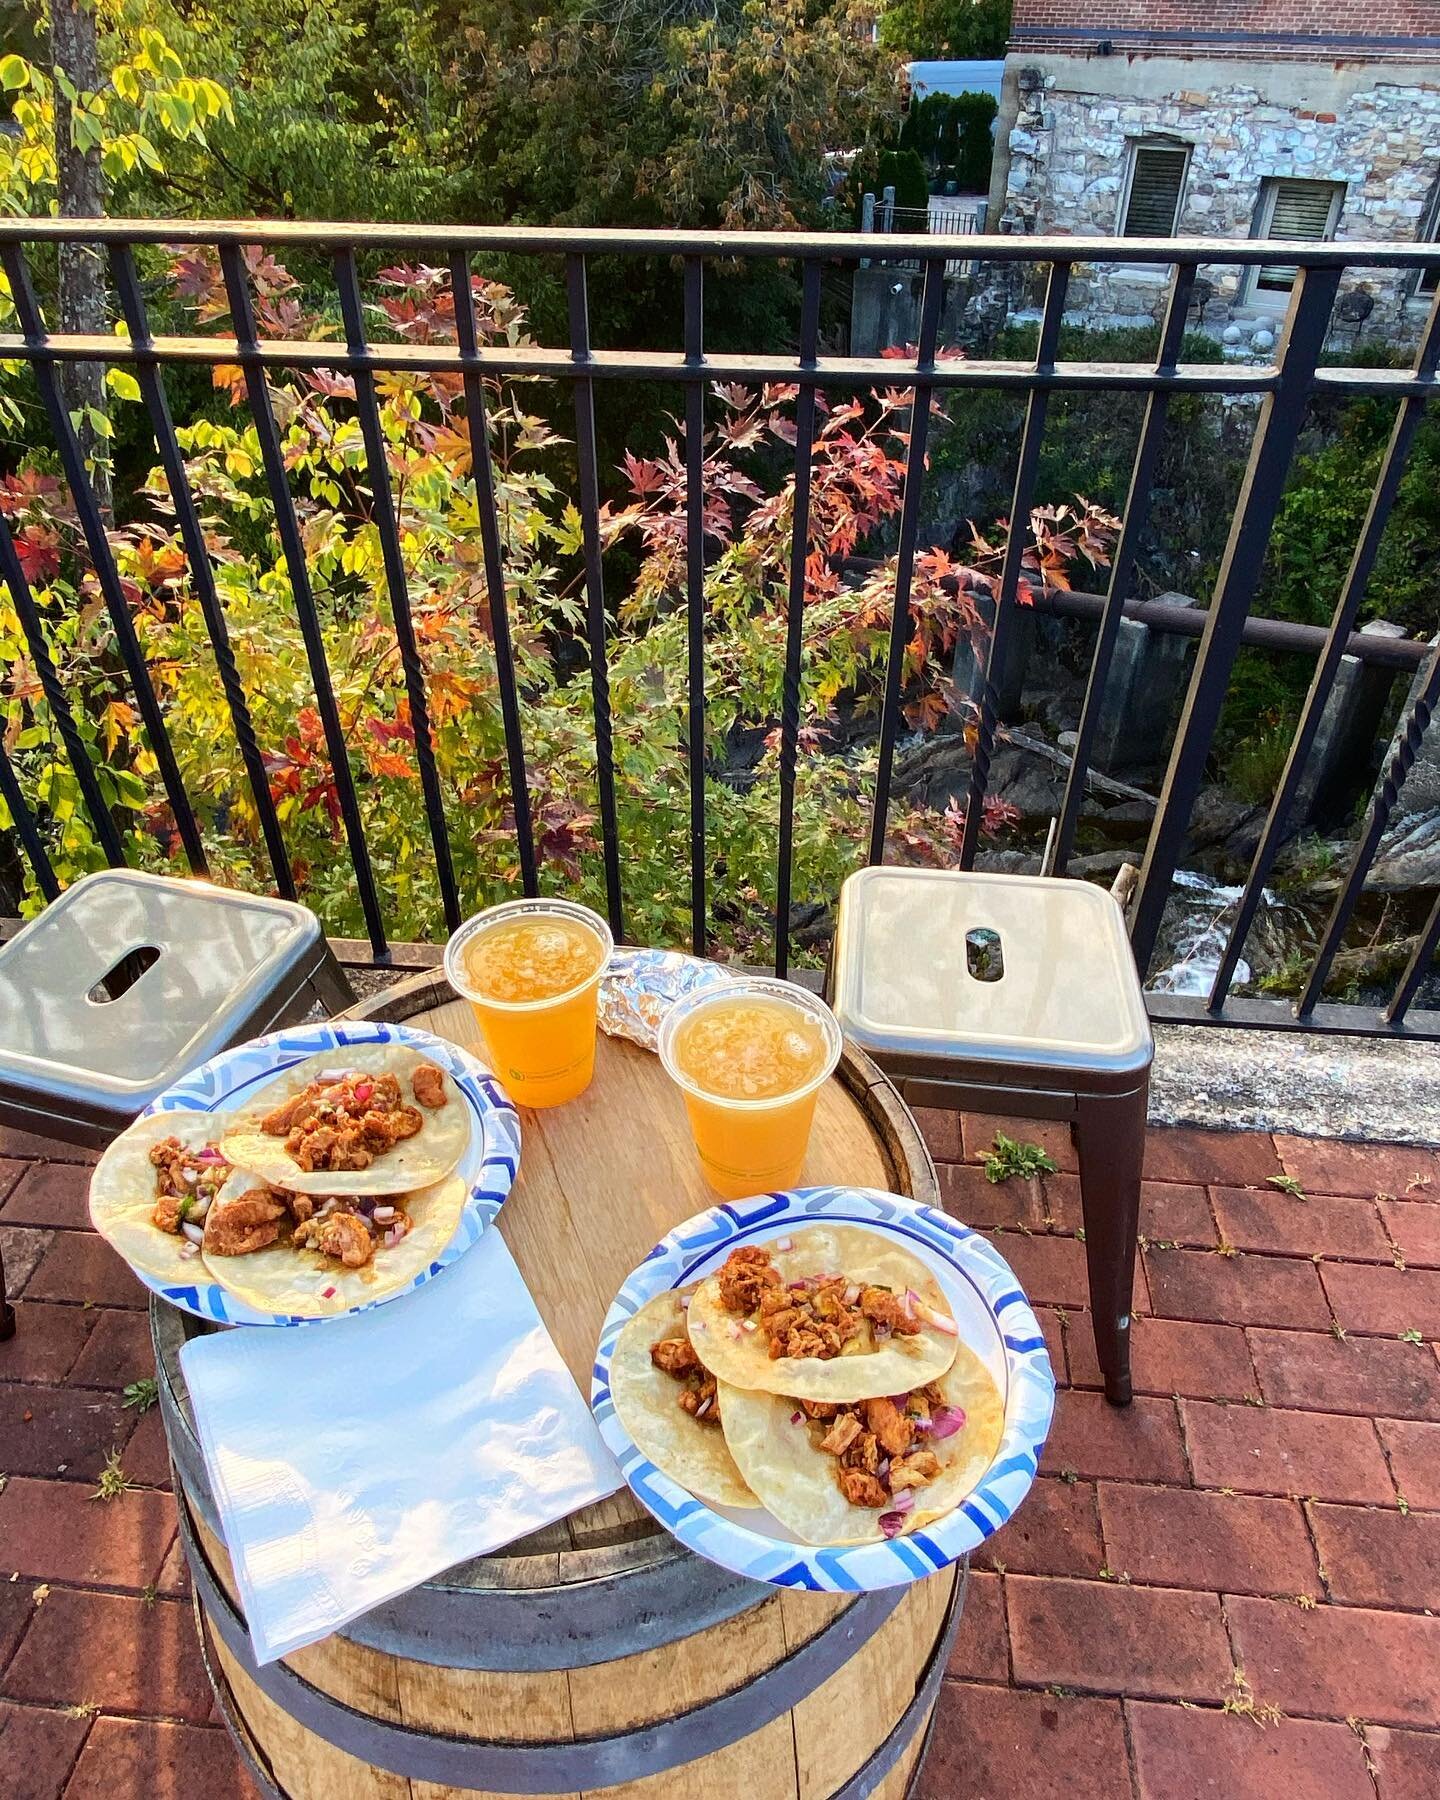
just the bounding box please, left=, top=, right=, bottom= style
left=879, top=0, right=1011, bottom=60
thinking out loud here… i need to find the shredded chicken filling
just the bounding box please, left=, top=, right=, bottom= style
left=649, top=1333, right=721, bottom=1425
left=148, top=1137, right=230, bottom=1233
left=259, top=1063, right=447, bottom=1174
left=713, top=1245, right=924, bottom=1362
left=801, top=1386, right=947, bottom=1509
left=201, top=1184, right=413, bottom=1268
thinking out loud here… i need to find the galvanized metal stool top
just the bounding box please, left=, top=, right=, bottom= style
left=829, top=866, right=1151, bottom=1084
left=829, top=866, right=1153, bottom=1405
left=0, top=869, right=353, bottom=1148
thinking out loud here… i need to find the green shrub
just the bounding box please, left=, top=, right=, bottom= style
left=876, top=147, right=930, bottom=213
left=898, top=92, right=997, bottom=192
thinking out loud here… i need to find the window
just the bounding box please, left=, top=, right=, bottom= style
left=1252, top=178, right=1345, bottom=293
left=1119, top=141, right=1190, bottom=238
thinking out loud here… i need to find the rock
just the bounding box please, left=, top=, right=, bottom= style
left=1366, top=808, right=1440, bottom=892
left=998, top=764, right=1067, bottom=819
left=1057, top=730, right=1080, bottom=751
left=1101, top=799, right=1156, bottom=829
left=1064, top=849, right=1133, bottom=879
left=975, top=849, right=1043, bottom=875
left=1185, top=789, right=1264, bottom=851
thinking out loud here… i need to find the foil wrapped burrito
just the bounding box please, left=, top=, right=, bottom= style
left=597, top=949, right=735, bottom=1051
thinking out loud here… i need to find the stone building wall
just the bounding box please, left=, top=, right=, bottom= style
left=992, top=53, right=1440, bottom=351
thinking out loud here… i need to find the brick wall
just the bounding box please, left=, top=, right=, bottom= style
left=1011, top=0, right=1440, bottom=58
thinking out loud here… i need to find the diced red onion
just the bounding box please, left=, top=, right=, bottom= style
left=888, top=1393, right=909, bottom=1407
left=188, top=1194, right=212, bottom=1222
left=922, top=1405, right=967, bottom=1439
left=316, top=1068, right=347, bottom=1082
left=917, top=1301, right=959, bottom=1336
left=178, top=1242, right=200, bottom=1260
left=373, top=1205, right=396, bottom=1222
left=181, top=1222, right=205, bottom=1245
left=773, top=1236, right=794, bottom=1252
left=180, top=1167, right=198, bottom=1186
left=873, top=1322, right=891, bottom=1340
left=790, top=1409, right=804, bottom=1425
left=879, top=1495, right=914, bottom=1538
left=741, top=1319, right=758, bottom=1333
left=843, top=1283, right=861, bottom=1306
left=877, top=1457, right=890, bottom=1479
left=382, top=1224, right=406, bottom=1248
left=320, top=1285, right=337, bottom=1299
left=727, top=1322, right=743, bottom=1340
left=901, top=1288, right=917, bottom=1321
left=195, top=1147, right=225, bottom=1164
left=694, top=1395, right=713, bottom=1419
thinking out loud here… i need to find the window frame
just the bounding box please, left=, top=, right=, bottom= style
left=1116, top=137, right=1192, bottom=241
left=1247, top=176, right=1346, bottom=300
left=1417, top=184, right=1440, bottom=297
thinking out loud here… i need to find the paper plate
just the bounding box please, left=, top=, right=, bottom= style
left=130, top=1020, right=520, bottom=1326
left=592, top=1186, right=1054, bottom=1591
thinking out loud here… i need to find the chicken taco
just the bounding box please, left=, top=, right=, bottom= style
left=219, top=1045, right=468, bottom=1195
left=686, top=1227, right=960, bottom=1403
left=198, top=1167, right=468, bottom=1317
left=609, top=1291, right=757, bottom=1510
left=717, top=1343, right=1004, bottom=1545
left=89, top=1111, right=237, bottom=1286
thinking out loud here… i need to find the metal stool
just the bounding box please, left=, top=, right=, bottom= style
left=0, top=871, right=355, bottom=1338
left=829, top=867, right=1153, bottom=1406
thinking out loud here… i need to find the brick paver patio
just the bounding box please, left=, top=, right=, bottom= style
left=2, top=1115, right=1439, bottom=1798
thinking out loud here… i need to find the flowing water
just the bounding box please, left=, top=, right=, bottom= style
left=1146, top=868, right=1316, bottom=998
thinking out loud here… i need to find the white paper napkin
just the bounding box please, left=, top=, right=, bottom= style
left=180, top=1230, right=623, bottom=1664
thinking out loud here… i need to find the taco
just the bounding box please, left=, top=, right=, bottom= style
left=88, top=1111, right=236, bottom=1286
left=717, top=1342, right=1004, bottom=1545
left=198, top=1167, right=469, bottom=1317
left=219, top=1045, right=468, bottom=1195
left=609, top=1291, right=757, bottom=1509
left=686, top=1226, right=960, bottom=1403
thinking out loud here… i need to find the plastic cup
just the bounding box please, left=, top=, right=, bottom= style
left=444, top=899, right=613, bottom=1109
left=658, top=977, right=843, bottom=1199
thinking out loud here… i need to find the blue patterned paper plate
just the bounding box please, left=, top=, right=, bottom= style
left=592, top=1186, right=1055, bottom=1591
left=134, top=1019, right=521, bottom=1327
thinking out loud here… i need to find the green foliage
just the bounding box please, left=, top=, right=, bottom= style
left=0, top=23, right=231, bottom=216
left=880, top=0, right=1012, bottom=59
left=1261, top=399, right=1440, bottom=642
left=982, top=1133, right=1058, bottom=1184
left=898, top=90, right=996, bottom=191
left=875, top=147, right=930, bottom=212
left=1226, top=721, right=1292, bottom=806
left=90, top=1447, right=133, bottom=1502
left=122, top=1377, right=159, bottom=1413
left=3, top=258, right=1120, bottom=939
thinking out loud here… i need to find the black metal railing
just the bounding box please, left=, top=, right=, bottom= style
left=1, top=220, right=1438, bottom=1038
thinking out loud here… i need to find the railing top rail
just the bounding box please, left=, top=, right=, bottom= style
left=4, top=217, right=1440, bottom=270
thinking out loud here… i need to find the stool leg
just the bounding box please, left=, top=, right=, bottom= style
left=309, top=944, right=358, bottom=1017
left=0, top=1237, right=14, bottom=1341
left=1073, top=1083, right=1148, bottom=1407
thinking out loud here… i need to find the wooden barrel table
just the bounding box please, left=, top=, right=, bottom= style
left=155, top=971, right=961, bottom=1799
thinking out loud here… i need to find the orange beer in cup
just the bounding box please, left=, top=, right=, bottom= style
left=658, top=978, right=842, bottom=1199
left=444, top=899, right=613, bottom=1108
